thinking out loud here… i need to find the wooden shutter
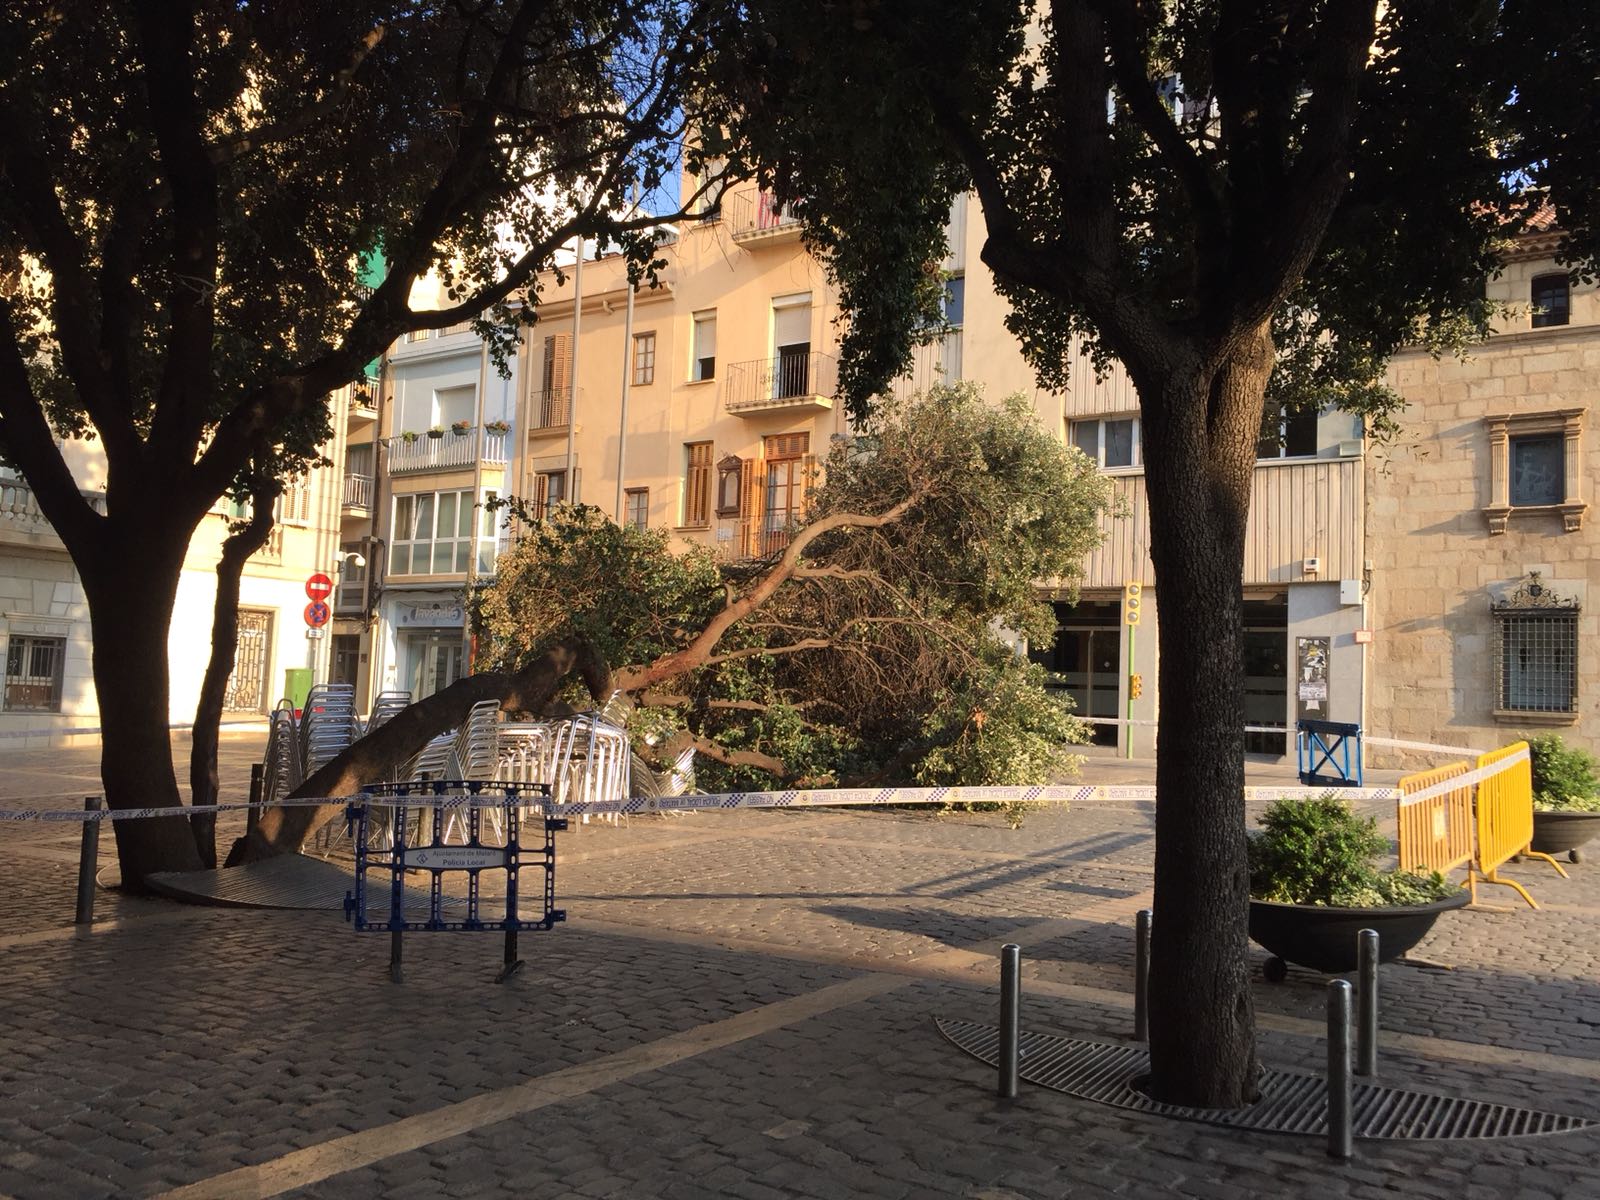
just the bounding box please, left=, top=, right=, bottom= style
left=541, top=333, right=573, bottom=424
left=685, top=442, right=712, bottom=526
left=534, top=473, right=550, bottom=521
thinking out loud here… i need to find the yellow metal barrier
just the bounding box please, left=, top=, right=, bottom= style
left=1473, top=741, right=1568, bottom=908
left=1396, top=761, right=1475, bottom=875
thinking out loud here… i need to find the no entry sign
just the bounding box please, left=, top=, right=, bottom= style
left=305, top=572, right=334, bottom=601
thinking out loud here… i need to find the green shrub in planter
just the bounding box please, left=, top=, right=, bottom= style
left=1248, top=794, right=1460, bottom=907
left=1526, top=733, right=1600, bottom=812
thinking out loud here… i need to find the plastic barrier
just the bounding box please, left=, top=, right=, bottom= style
left=1396, top=760, right=1475, bottom=876
left=1472, top=741, right=1567, bottom=908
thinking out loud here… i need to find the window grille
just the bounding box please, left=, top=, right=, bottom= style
left=4, top=634, right=65, bottom=712
left=1491, top=574, right=1579, bottom=715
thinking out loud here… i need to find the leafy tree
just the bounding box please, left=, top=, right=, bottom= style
left=0, top=0, right=742, bottom=880
left=721, top=0, right=1599, bottom=1105
left=241, top=386, right=1113, bottom=856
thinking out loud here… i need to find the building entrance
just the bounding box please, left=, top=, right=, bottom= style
left=402, top=631, right=465, bottom=700
left=1031, top=600, right=1122, bottom=746
left=1243, top=598, right=1289, bottom=755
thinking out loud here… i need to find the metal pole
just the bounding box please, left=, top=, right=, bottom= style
left=1356, top=928, right=1379, bottom=1078
left=1134, top=908, right=1151, bottom=1041
left=998, top=943, right=1021, bottom=1099
left=615, top=186, right=639, bottom=523
left=1327, top=979, right=1354, bottom=1160
left=564, top=234, right=584, bottom=491
left=246, top=763, right=264, bottom=841
left=74, top=796, right=102, bottom=925
left=1124, top=622, right=1135, bottom=760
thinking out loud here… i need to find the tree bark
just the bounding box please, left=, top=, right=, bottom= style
left=80, top=527, right=206, bottom=884
left=188, top=480, right=279, bottom=867
left=1136, top=326, right=1274, bottom=1108
left=227, top=638, right=608, bottom=864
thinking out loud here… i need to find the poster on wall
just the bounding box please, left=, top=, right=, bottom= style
left=1296, top=636, right=1330, bottom=720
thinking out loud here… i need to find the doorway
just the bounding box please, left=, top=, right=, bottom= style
left=223, top=609, right=273, bottom=713
left=331, top=634, right=360, bottom=689
left=1242, top=598, right=1289, bottom=755
left=402, top=631, right=466, bottom=699
left=1030, top=600, right=1122, bottom=746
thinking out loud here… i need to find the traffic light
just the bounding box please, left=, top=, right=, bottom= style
left=1129, top=673, right=1143, bottom=699
left=1123, top=581, right=1142, bottom=626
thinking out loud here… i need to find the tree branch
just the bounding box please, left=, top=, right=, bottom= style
left=660, top=731, right=787, bottom=776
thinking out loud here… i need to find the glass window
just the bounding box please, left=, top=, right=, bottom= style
left=943, top=275, right=965, bottom=327
left=1258, top=403, right=1320, bottom=459
left=633, top=332, right=656, bottom=385
left=692, top=311, right=716, bottom=381
left=1497, top=611, right=1578, bottom=714
left=1531, top=274, right=1570, bottom=329
left=625, top=488, right=649, bottom=530
left=4, top=635, right=65, bottom=712
left=1069, top=417, right=1141, bottom=469
left=1510, top=434, right=1564, bottom=506
left=390, top=489, right=491, bottom=576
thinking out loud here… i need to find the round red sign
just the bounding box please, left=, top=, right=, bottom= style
left=305, top=572, right=334, bottom=601
left=304, top=601, right=331, bottom=628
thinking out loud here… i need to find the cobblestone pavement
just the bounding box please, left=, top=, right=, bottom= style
left=1, top=739, right=1598, bottom=1198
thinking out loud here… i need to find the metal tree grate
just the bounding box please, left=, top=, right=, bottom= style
left=936, top=1019, right=1595, bottom=1141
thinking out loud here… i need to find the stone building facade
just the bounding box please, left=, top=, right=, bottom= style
left=1368, top=227, right=1598, bottom=758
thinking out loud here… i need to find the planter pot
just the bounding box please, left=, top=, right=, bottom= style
left=1248, top=891, right=1469, bottom=982
left=451, top=427, right=470, bottom=437
left=1530, top=809, right=1600, bottom=864
left=427, top=429, right=444, bottom=440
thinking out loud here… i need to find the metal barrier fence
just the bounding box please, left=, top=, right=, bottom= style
left=1395, top=761, right=1475, bottom=875
left=1472, top=742, right=1567, bottom=908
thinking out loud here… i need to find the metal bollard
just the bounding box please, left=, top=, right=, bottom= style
left=998, top=943, right=1021, bottom=1099
left=74, top=796, right=102, bottom=925
left=1327, top=979, right=1354, bottom=1160
left=1134, top=908, right=1151, bottom=1041
left=245, top=763, right=264, bottom=840
left=1356, top=928, right=1379, bottom=1078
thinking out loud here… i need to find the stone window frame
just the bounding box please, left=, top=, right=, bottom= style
left=1483, top=408, right=1587, bottom=534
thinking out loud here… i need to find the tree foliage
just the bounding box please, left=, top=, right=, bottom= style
left=473, top=386, right=1112, bottom=788
left=0, top=0, right=746, bottom=876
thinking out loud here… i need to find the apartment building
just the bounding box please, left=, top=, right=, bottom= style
left=330, top=164, right=1374, bottom=756
left=1368, top=223, right=1598, bottom=758
left=0, top=408, right=348, bottom=746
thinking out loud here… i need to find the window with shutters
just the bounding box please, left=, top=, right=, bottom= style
left=537, top=333, right=573, bottom=427
left=533, top=470, right=567, bottom=520
left=278, top=477, right=312, bottom=526
left=771, top=295, right=812, bottom=398
left=691, top=310, right=716, bottom=381
left=683, top=442, right=712, bottom=526
left=760, top=433, right=811, bottom=555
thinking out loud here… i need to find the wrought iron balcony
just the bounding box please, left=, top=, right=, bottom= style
left=725, top=352, right=837, bottom=415
left=384, top=426, right=510, bottom=474
left=528, top=386, right=583, bottom=431
left=726, top=189, right=802, bottom=245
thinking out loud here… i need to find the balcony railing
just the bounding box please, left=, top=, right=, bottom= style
left=384, top=426, right=510, bottom=474
left=726, top=352, right=837, bottom=414
left=0, top=478, right=106, bottom=544
left=341, top=473, right=374, bottom=510
left=528, top=387, right=583, bottom=431
left=347, top=387, right=378, bottom=420
left=726, top=189, right=802, bottom=244
left=887, top=332, right=963, bottom=400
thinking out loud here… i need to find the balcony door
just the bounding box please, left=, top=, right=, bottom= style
left=772, top=295, right=811, bottom=399
left=760, top=433, right=810, bottom=555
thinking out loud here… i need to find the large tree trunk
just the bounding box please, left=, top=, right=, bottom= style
left=227, top=638, right=607, bottom=864
left=188, top=485, right=278, bottom=867
left=81, top=528, right=207, bottom=884
left=1137, top=328, right=1273, bottom=1108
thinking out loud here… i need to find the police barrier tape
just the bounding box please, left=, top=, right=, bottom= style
left=0, top=781, right=1405, bottom=824
left=1394, top=746, right=1528, bottom=806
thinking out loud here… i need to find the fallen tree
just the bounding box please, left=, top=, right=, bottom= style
left=232, top=386, right=1113, bottom=859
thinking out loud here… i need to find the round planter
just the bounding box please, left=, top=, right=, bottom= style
left=1530, top=809, right=1600, bottom=864
left=1248, top=891, right=1469, bottom=981
left=426, top=429, right=444, bottom=440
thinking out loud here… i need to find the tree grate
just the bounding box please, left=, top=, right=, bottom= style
left=936, top=1019, right=1596, bottom=1141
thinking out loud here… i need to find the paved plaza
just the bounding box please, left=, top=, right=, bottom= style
left=2, top=737, right=1599, bottom=1198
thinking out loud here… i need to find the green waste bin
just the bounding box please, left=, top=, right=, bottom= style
left=284, top=667, right=313, bottom=716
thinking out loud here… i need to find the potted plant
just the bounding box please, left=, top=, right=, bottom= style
left=484, top=419, right=510, bottom=435
left=450, top=419, right=471, bottom=436
left=427, top=425, right=445, bottom=439
left=1247, top=795, right=1467, bottom=981
left=400, top=430, right=419, bottom=444
left=1527, top=734, right=1600, bottom=864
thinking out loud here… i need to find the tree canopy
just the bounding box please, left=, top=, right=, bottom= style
left=473, top=385, right=1114, bottom=790
left=720, top=0, right=1600, bottom=1106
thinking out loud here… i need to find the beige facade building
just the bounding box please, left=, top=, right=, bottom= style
left=1369, top=227, right=1598, bottom=758
left=335, top=168, right=1376, bottom=759
left=0, top=403, right=350, bottom=746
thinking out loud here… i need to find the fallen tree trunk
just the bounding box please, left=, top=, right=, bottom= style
left=226, top=638, right=607, bottom=864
